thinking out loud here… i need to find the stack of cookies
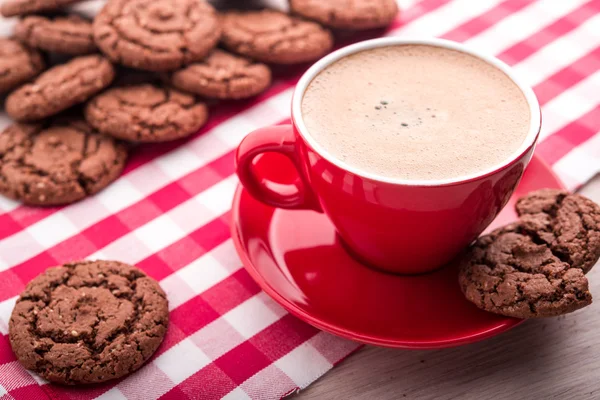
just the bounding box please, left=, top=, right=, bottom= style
left=0, top=0, right=399, bottom=207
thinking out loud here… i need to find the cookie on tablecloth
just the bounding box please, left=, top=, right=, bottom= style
left=15, top=15, right=96, bottom=55
left=220, top=10, right=334, bottom=64
left=6, top=54, right=115, bottom=121
left=167, top=49, right=271, bottom=99
left=9, top=260, right=168, bottom=385
left=0, top=118, right=127, bottom=206
left=85, top=83, right=209, bottom=142
left=1, top=0, right=81, bottom=17
left=290, top=0, right=399, bottom=29
left=94, top=0, right=221, bottom=71
left=458, top=222, right=593, bottom=319
left=516, top=189, right=600, bottom=273
left=0, top=38, right=45, bottom=94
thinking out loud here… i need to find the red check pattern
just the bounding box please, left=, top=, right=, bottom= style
left=1, top=0, right=600, bottom=399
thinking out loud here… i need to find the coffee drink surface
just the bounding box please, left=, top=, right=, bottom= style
left=301, top=45, right=531, bottom=181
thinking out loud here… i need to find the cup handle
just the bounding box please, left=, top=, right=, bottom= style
left=236, top=124, right=322, bottom=212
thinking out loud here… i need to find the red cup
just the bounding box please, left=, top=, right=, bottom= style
left=236, top=38, right=541, bottom=274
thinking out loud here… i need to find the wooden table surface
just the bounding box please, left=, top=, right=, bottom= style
left=297, top=176, right=600, bottom=400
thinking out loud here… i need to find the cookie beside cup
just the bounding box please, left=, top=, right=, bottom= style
left=516, top=189, right=600, bottom=273
left=5, top=55, right=115, bottom=122
left=93, top=0, right=222, bottom=72
left=290, top=0, right=399, bottom=29
left=220, top=10, right=334, bottom=64
left=167, top=49, right=272, bottom=100
left=0, top=118, right=127, bottom=206
left=14, top=15, right=97, bottom=56
left=0, top=38, right=45, bottom=95
left=1, top=0, right=82, bottom=17
left=458, top=222, right=592, bottom=319
left=9, top=260, right=168, bottom=385
left=85, top=83, right=209, bottom=142
left=458, top=189, right=600, bottom=319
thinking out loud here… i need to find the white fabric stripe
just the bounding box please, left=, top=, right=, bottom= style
left=94, top=387, right=128, bottom=400
left=513, top=13, right=600, bottom=86
left=274, top=342, right=333, bottom=388
left=0, top=196, right=19, bottom=214
left=396, top=0, right=505, bottom=37
left=0, top=297, right=16, bottom=335
left=0, top=0, right=507, bottom=266
left=119, top=293, right=288, bottom=398
left=554, top=134, right=600, bottom=191
left=539, top=70, right=600, bottom=141
left=464, top=0, right=591, bottom=54
left=160, top=240, right=240, bottom=311
left=87, top=175, right=237, bottom=263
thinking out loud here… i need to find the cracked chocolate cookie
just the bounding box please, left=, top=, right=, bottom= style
left=0, top=118, right=127, bottom=206
left=1, top=0, right=81, bottom=17
left=5, top=55, right=115, bottom=122
left=167, top=49, right=272, bottom=99
left=85, top=83, right=209, bottom=142
left=94, top=0, right=221, bottom=72
left=9, top=260, right=168, bottom=385
left=458, top=223, right=593, bottom=319
left=290, top=0, right=399, bottom=29
left=220, top=10, right=334, bottom=64
left=0, top=38, right=45, bottom=94
left=15, top=14, right=96, bottom=56
left=516, top=189, right=600, bottom=274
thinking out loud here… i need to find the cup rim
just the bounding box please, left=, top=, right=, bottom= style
left=291, top=37, right=542, bottom=187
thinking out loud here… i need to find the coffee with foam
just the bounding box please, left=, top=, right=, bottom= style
left=301, top=45, right=531, bottom=181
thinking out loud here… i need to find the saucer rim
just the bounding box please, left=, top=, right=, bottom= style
left=231, top=155, right=565, bottom=349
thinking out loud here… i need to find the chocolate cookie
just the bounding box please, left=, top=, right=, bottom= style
left=220, top=10, right=334, bottom=64
left=1, top=0, right=81, bottom=17
left=458, top=223, right=593, bottom=318
left=15, top=15, right=96, bottom=56
left=0, top=118, right=127, bottom=206
left=5, top=55, right=115, bottom=122
left=290, top=0, right=399, bottom=29
left=9, top=260, right=168, bottom=385
left=0, top=38, right=45, bottom=94
left=94, top=0, right=221, bottom=72
left=167, top=49, right=271, bottom=99
left=85, top=83, right=209, bottom=142
left=516, top=189, right=600, bottom=273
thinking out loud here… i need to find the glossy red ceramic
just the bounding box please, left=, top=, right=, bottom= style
left=231, top=153, right=564, bottom=349
left=236, top=38, right=542, bottom=274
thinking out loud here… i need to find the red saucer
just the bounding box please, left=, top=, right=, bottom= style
left=231, top=154, right=564, bottom=348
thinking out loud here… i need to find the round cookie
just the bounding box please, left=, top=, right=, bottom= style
left=516, top=189, right=600, bottom=274
left=94, top=0, right=221, bottom=72
left=5, top=55, right=115, bottom=122
left=85, top=83, right=209, bottom=142
left=0, top=38, right=45, bottom=94
left=15, top=15, right=96, bottom=56
left=458, top=223, right=592, bottom=319
left=290, top=0, right=399, bottom=29
left=220, top=10, right=334, bottom=64
left=0, top=119, right=127, bottom=206
left=1, top=0, right=81, bottom=17
left=167, top=49, right=272, bottom=99
left=9, top=260, right=168, bottom=385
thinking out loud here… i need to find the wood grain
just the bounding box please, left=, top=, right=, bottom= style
left=296, top=176, right=600, bottom=400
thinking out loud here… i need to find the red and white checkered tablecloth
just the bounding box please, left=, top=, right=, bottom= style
left=1, top=0, right=599, bottom=399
